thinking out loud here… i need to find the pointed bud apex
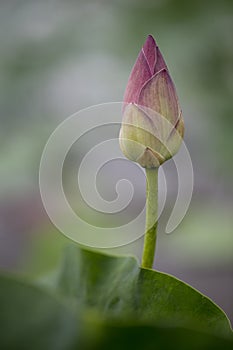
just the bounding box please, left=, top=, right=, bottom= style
left=120, top=35, right=184, bottom=168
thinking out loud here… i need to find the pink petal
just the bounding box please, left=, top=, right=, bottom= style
left=123, top=50, right=152, bottom=105
left=142, top=35, right=156, bottom=75
left=154, top=47, right=167, bottom=74
left=138, top=69, right=180, bottom=124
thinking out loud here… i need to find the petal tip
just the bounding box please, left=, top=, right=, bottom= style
left=143, top=34, right=156, bottom=49
left=146, top=34, right=156, bottom=42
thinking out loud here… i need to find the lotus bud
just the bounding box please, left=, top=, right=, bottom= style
left=119, top=35, right=184, bottom=168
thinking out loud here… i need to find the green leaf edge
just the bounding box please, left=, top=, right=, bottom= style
left=55, top=244, right=233, bottom=337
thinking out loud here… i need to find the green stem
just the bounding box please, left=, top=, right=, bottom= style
left=141, top=167, right=158, bottom=269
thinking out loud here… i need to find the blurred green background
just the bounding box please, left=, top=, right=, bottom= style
left=0, top=0, right=232, bottom=324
